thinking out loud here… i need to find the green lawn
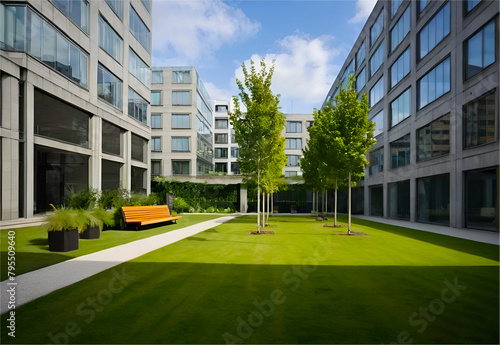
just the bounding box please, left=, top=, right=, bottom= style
left=2, top=215, right=498, bottom=344
left=0, top=214, right=223, bottom=281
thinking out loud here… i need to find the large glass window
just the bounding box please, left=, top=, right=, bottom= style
left=418, top=0, right=428, bottom=14
left=391, top=6, right=410, bottom=51
left=285, top=138, right=302, bottom=150
left=418, top=2, right=450, bottom=59
left=102, top=160, right=121, bottom=190
left=105, top=0, right=123, bottom=19
left=371, top=10, right=384, bottom=46
left=391, top=88, right=411, bottom=127
left=417, top=114, right=450, bottom=161
left=418, top=57, right=450, bottom=109
left=370, top=76, right=384, bottom=107
left=215, top=148, right=228, bottom=158
left=131, top=166, right=146, bottom=192
left=341, top=60, right=355, bottom=88
left=463, top=90, right=496, bottom=148
left=98, top=63, right=122, bottom=109
left=465, top=168, right=498, bottom=231
left=231, top=162, right=240, bottom=174
left=151, top=91, right=161, bottom=105
left=151, top=113, right=161, bottom=129
left=172, top=68, right=191, bottom=83
left=172, top=114, right=190, bottom=129
left=128, top=88, right=148, bottom=124
left=34, top=146, right=88, bottom=213
left=98, top=15, right=122, bottom=63
left=465, top=20, right=496, bottom=79
left=286, top=121, right=302, bottom=133
left=1, top=7, right=88, bottom=88
left=129, top=4, right=150, bottom=52
left=34, top=89, right=89, bottom=147
left=370, top=41, right=385, bottom=77
left=152, top=70, right=163, bottom=84
left=52, top=0, right=89, bottom=33
left=172, top=161, right=189, bottom=175
left=172, top=137, right=190, bottom=152
left=215, top=163, right=228, bottom=173
left=391, top=47, right=410, bottom=88
left=131, top=134, right=147, bottom=163
left=141, top=0, right=151, bottom=12
left=215, top=119, right=228, bottom=129
left=215, top=133, right=228, bottom=144
left=102, top=120, right=122, bottom=156
left=197, top=91, right=213, bottom=125
left=151, top=137, right=161, bottom=151
left=464, top=0, right=481, bottom=14
left=369, top=147, right=384, bottom=175
left=356, top=67, right=366, bottom=93
left=129, top=48, right=150, bottom=86
left=151, top=160, right=161, bottom=176
left=390, top=133, right=410, bottom=169
left=417, top=174, right=450, bottom=225
left=286, top=155, right=301, bottom=167
left=356, top=41, right=366, bottom=68
left=231, top=147, right=239, bottom=158
left=172, top=91, right=190, bottom=105
left=370, top=185, right=384, bottom=216
left=388, top=180, right=410, bottom=219
left=391, top=0, right=403, bottom=17
left=371, top=110, right=384, bottom=137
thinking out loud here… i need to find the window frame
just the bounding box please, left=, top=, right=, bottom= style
left=464, top=18, right=496, bottom=80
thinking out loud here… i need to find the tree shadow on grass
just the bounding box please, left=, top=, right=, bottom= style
left=3, top=262, right=498, bottom=345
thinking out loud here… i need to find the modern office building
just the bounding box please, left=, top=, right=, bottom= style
left=0, top=0, right=152, bottom=221
left=211, top=102, right=313, bottom=177
left=213, top=99, right=241, bottom=175
left=323, top=0, right=498, bottom=231
left=150, top=66, right=214, bottom=177
left=283, top=113, right=314, bottom=177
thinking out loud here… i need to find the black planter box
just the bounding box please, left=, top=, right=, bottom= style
left=80, top=226, right=100, bottom=239
left=48, top=229, right=79, bottom=252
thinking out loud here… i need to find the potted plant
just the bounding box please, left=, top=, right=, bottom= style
left=80, top=208, right=115, bottom=239
left=45, top=205, right=86, bottom=252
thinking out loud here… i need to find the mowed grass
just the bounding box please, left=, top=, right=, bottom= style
left=2, top=215, right=498, bottom=344
left=0, top=214, right=223, bottom=281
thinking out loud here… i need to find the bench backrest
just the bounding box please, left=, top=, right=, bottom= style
left=122, top=205, right=172, bottom=223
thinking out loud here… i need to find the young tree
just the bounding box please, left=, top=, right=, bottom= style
left=332, top=74, right=376, bottom=234
left=229, top=59, right=286, bottom=233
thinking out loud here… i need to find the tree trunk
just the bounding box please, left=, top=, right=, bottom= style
left=266, top=192, right=270, bottom=225
left=348, top=172, right=351, bottom=235
left=325, top=190, right=328, bottom=218
left=271, top=192, right=274, bottom=217
left=334, top=178, right=338, bottom=227
left=312, top=191, right=315, bottom=216
left=257, top=159, right=261, bottom=233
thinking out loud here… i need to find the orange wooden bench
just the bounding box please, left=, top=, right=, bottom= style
left=121, top=205, right=182, bottom=229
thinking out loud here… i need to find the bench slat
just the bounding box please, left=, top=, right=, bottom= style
left=121, top=205, right=182, bottom=228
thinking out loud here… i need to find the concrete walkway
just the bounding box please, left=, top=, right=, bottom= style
left=0, top=214, right=240, bottom=315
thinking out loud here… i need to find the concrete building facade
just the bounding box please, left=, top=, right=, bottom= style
left=0, top=0, right=152, bottom=221
left=213, top=99, right=240, bottom=175
left=323, top=0, right=498, bottom=231
left=150, top=66, right=214, bottom=177
left=283, top=113, right=314, bottom=177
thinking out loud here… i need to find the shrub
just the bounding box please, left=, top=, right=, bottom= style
left=66, top=188, right=99, bottom=209
left=206, top=206, right=216, bottom=213
left=173, top=197, right=191, bottom=213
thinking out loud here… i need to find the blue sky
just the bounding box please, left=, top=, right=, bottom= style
left=151, top=0, right=377, bottom=114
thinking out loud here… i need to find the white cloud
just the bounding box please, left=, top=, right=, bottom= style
left=348, top=0, right=377, bottom=24
left=233, top=34, right=341, bottom=113
left=152, top=0, right=260, bottom=66
left=204, top=81, right=234, bottom=103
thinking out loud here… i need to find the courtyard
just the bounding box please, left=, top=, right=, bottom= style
left=1, top=215, right=498, bottom=344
